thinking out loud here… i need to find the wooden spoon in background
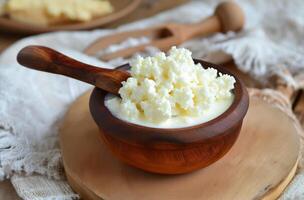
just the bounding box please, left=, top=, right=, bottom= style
left=17, top=45, right=130, bottom=94
left=85, top=1, right=245, bottom=61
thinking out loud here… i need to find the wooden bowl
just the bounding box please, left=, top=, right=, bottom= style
left=0, top=0, right=140, bottom=34
left=89, top=59, right=249, bottom=174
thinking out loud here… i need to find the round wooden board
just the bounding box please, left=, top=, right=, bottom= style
left=60, top=90, right=300, bottom=200
left=0, top=0, right=140, bottom=34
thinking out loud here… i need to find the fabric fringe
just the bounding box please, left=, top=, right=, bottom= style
left=11, top=175, right=79, bottom=200
left=0, top=127, right=63, bottom=181
left=211, top=29, right=304, bottom=88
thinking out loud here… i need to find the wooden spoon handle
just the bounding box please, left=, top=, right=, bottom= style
left=181, top=1, right=245, bottom=40
left=17, top=45, right=130, bottom=94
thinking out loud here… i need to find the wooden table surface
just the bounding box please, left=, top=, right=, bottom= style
left=0, top=0, right=188, bottom=199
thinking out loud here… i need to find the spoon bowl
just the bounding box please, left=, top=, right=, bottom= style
left=90, top=59, right=249, bottom=174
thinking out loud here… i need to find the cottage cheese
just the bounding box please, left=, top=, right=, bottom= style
left=105, top=47, right=236, bottom=128
left=5, top=0, right=113, bottom=25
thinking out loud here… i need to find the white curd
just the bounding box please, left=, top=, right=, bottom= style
left=105, top=47, right=236, bottom=128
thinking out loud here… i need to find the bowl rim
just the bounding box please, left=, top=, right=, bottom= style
left=90, top=59, right=249, bottom=143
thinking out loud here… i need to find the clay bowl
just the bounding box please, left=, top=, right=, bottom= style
left=89, top=59, right=249, bottom=174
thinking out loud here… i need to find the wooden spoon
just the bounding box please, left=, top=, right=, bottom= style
left=85, top=1, right=245, bottom=61
left=17, top=45, right=130, bottom=94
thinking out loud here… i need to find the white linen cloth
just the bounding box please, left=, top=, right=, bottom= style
left=0, top=0, right=304, bottom=199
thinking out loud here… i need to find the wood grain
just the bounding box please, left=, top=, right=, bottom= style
left=60, top=90, right=300, bottom=200
left=17, top=45, right=130, bottom=95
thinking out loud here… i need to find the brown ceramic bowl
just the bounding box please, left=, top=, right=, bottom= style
left=90, top=59, right=249, bottom=174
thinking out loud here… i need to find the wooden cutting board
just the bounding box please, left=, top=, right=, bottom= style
left=59, top=90, right=300, bottom=200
